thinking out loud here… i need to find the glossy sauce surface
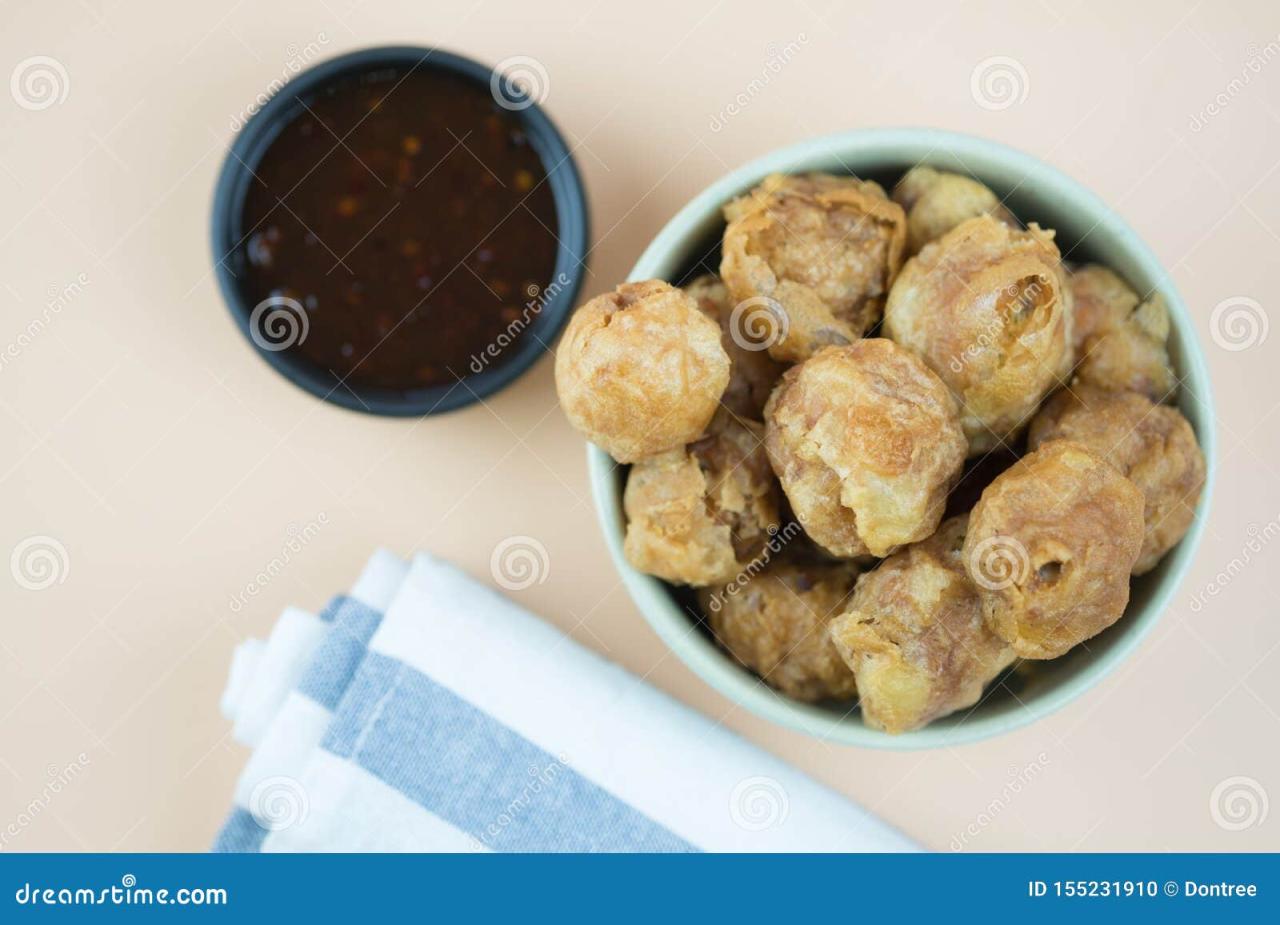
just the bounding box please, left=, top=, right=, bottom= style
left=239, top=66, right=560, bottom=390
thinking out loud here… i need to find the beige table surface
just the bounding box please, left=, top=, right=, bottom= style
left=1, top=0, right=1277, bottom=852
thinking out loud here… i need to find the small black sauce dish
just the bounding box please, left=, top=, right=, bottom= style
left=210, top=46, right=589, bottom=416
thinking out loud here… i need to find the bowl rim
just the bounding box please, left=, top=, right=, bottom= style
left=585, top=126, right=1217, bottom=749
left=210, top=44, right=590, bottom=417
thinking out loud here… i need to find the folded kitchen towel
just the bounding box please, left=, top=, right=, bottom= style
left=215, top=550, right=916, bottom=853
left=214, top=549, right=407, bottom=852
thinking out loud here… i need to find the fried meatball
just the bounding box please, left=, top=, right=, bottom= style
left=684, top=274, right=786, bottom=419
left=1068, top=264, right=1138, bottom=352
left=763, top=339, right=966, bottom=558
left=883, top=215, right=1072, bottom=455
left=555, top=280, right=730, bottom=463
left=963, top=440, right=1145, bottom=659
left=1028, top=386, right=1205, bottom=574
left=699, top=559, right=858, bottom=702
left=721, top=173, right=907, bottom=363
left=892, top=165, right=1016, bottom=255
left=1069, top=265, right=1177, bottom=403
left=624, top=412, right=780, bottom=586
left=829, top=516, right=1015, bottom=733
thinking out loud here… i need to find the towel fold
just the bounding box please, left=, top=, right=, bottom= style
left=227, top=606, right=328, bottom=747
left=216, top=550, right=915, bottom=853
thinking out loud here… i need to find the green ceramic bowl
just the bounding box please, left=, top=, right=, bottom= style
left=585, top=128, right=1216, bottom=748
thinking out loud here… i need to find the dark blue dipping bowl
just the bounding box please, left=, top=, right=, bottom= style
left=210, top=46, right=589, bottom=416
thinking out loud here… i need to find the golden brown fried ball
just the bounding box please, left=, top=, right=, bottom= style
left=1068, top=265, right=1176, bottom=402
left=1068, top=264, right=1137, bottom=352
left=963, top=440, right=1145, bottom=659
left=721, top=173, right=907, bottom=363
left=883, top=215, right=1072, bottom=455
left=1028, top=385, right=1205, bottom=575
left=829, top=516, right=1015, bottom=734
left=892, top=166, right=1016, bottom=255
left=763, top=339, right=966, bottom=558
left=555, top=280, right=730, bottom=463
left=699, top=559, right=858, bottom=702
left=624, top=412, right=780, bottom=586
left=684, top=274, right=786, bottom=419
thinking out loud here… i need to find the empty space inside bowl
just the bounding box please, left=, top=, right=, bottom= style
left=613, top=136, right=1212, bottom=739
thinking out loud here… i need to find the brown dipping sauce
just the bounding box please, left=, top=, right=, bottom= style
left=239, top=66, right=560, bottom=390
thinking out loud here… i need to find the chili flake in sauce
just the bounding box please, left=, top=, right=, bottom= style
left=238, top=66, right=560, bottom=390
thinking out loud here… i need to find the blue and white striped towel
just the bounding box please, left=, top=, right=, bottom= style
left=215, top=550, right=916, bottom=852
